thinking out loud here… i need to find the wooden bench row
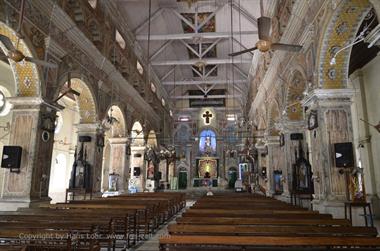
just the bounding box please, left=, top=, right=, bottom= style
left=0, top=192, right=185, bottom=251
left=159, top=193, right=380, bottom=250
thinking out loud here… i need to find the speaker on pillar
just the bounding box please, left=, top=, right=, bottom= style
left=334, top=142, right=354, bottom=168
left=1, top=146, right=22, bottom=172
left=133, top=167, right=141, bottom=176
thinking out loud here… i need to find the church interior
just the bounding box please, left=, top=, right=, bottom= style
left=0, top=0, right=380, bottom=250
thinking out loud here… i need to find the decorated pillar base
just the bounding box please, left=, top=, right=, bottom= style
left=265, top=135, right=281, bottom=197
left=302, top=89, right=355, bottom=215
left=75, top=123, right=103, bottom=193
left=108, top=137, right=128, bottom=193
left=129, top=146, right=146, bottom=192
left=0, top=98, right=60, bottom=211
left=276, top=120, right=308, bottom=203
left=312, top=199, right=345, bottom=218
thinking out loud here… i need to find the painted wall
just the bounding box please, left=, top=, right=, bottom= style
left=361, top=55, right=380, bottom=195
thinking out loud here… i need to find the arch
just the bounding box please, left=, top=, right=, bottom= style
left=146, top=130, right=157, bottom=147
left=104, top=105, right=126, bottom=138
left=56, top=76, right=98, bottom=124
left=0, top=22, right=40, bottom=96
left=131, top=121, right=145, bottom=146
left=285, top=69, right=307, bottom=121
left=318, top=0, right=372, bottom=89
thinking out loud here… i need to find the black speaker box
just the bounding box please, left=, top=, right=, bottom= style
left=79, top=136, right=92, bottom=142
left=334, top=142, right=354, bottom=168
left=133, top=167, right=141, bottom=176
left=1, top=146, right=22, bottom=170
left=290, top=133, right=304, bottom=140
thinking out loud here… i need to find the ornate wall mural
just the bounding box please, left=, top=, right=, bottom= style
left=319, top=0, right=372, bottom=89
left=0, top=22, right=40, bottom=97
left=70, top=78, right=97, bottom=124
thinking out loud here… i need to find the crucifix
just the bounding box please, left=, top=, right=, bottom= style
left=203, top=111, right=212, bottom=124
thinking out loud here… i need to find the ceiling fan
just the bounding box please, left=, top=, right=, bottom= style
left=229, top=0, right=302, bottom=57
left=0, top=0, right=57, bottom=68
left=54, top=72, right=80, bottom=103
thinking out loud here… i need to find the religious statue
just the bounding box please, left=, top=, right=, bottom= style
left=204, top=136, right=212, bottom=154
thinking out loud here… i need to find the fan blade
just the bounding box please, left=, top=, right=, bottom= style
left=0, top=55, right=8, bottom=61
left=271, top=43, right=302, bottom=52
left=68, top=88, right=80, bottom=97
left=258, top=16, right=271, bottom=41
left=0, top=34, right=16, bottom=52
left=24, top=57, right=58, bottom=68
left=229, top=47, right=257, bottom=57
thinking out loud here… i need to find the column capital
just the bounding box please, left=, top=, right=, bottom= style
left=75, top=123, right=99, bottom=134
left=108, top=137, right=129, bottom=145
left=276, top=119, right=306, bottom=134
left=8, top=97, right=64, bottom=111
left=264, top=135, right=280, bottom=146
left=302, top=88, right=355, bottom=108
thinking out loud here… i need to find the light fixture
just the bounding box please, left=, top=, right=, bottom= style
left=226, top=114, right=236, bottom=121
left=179, top=116, right=190, bottom=122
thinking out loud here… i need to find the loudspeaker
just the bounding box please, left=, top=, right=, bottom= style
left=79, top=136, right=92, bottom=142
left=133, top=167, right=141, bottom=176
left=334, top=142, right=354, bottom=167
left=290, top=133, right=304, bottom=140
left=1, top=146, right=22, bottom=170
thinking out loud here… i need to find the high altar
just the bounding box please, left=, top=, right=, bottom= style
left=193, top=157, right=219, bottom=187
left=192, top=108, right=220, bottom=187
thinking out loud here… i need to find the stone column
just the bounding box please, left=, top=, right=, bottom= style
left=265, top=135, right=281, bottom=196
left=302, top=89, right=355, bottom=217
left=277, top=120, right=306, bottom=201
left=75, top=123, right=103, bottom=194
left=0, top=97, right=60, bottom=210
left=108, top=137, right=128, bottom=193
left=129, top=146, right=146, bottom=192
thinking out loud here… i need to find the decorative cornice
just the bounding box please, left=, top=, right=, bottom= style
left=301, top=88, right=355, bottom=107
left=275, top=119, right=306, bottom=133
left=8, top=97, right=64, bottom=111
left=108, top=137, right=129, bottom=145
left=75, top=123, right=98, bottom=133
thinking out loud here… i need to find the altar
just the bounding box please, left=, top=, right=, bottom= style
left=196, top=157, right=219, bottom=177
left=193, top=157, right=219, bottom=187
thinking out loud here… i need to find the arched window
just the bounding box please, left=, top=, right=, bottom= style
left=199, top=129, right=216, bottom=154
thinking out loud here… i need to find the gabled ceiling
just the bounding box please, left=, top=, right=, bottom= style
left=116, top=0, right=261, bottom=118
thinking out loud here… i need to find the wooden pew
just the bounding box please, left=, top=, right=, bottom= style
left=176, top=217, right=351, bottom=226
left=167, top=224, right=378, bottom=237
left=161, top=192, right=380, bottom=250
left=159, top=235, right=380, bottom=250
